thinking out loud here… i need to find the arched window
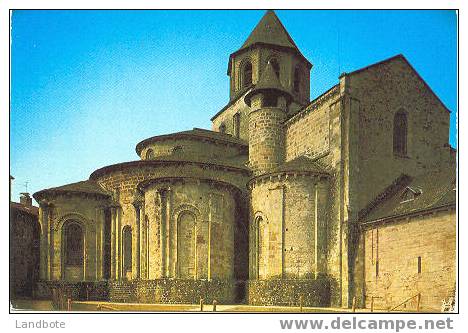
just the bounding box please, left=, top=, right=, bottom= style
left=64, top=222, right=83, bottom=266
left=393, top=111, right=408, bottom=156
left=269, top=58, right=280, bottom=78
left=294, top=66, right=301, bottom=93
left=242, top=62, right=252, bottom=88
left=123, top=226, right=132, bottom=273
left=219, top=122, right=226, bottom=134
left=146, top=148, right=154, bottom=160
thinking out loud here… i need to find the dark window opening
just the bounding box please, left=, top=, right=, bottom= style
left=393, top=111, right=408, bottom=156
left=376, top=260, right=379, bottom=278
left=65, top=222, right=83, bottom=266
left=269, top=58, right=280, bottom=78
left=263, top=94, right=278, bottom=107
left=243, top=62, right=252, bottom=88
left=418, top=256, right=422, bottom=274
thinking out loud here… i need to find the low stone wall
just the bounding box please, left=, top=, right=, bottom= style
left=247, top=276, right=331, bottom=307
left=35, top=281, right=109, bottom=301
left=109, top=279, right=238, bottom=304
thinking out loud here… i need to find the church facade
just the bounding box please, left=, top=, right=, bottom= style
left=32, top=11, right=456, bottom=311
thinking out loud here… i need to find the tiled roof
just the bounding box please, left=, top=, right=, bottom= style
left=136, top=128, right=247, bottom=155
left=272, top=155, right=330, bottom=175
left=361, top=168, right=456, bottom=223
left=239, top=10, right=300, bottom=53
left=227, top=10, right=311, bottom=75
left=34, top=180, right=110, bottom=200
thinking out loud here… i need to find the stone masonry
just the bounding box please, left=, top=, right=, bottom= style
left=29, top=10, right=456, bottom=310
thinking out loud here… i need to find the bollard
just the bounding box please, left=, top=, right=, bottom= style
left=370, top=297, right=374, bottom=312
left=212, top=299, right=217, bottom=312
left=67, top=298, right=72, bottom=311
left=299, top=295, right=303, bottom=312
left=200, top=298, right=204, bottom=312
left=352, top=297, right=356, bottom=313
left=416, top=293, right=421, bottom=312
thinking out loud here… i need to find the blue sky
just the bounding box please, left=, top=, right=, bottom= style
left=10, top=10, right=457, bottom=203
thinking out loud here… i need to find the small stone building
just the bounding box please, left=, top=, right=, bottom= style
left=30, top=10, right=456, bottom=310
left=10, top=189, right=41, bottom=298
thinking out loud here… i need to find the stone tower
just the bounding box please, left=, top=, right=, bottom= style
left=227, top=10, right=312, bottom=108
left=245, top=61, right=291, bottom=175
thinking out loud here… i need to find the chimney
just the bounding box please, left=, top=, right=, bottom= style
left=9, top=175, right=14, bottom=202
left=20, top=192, right=32, bottom=207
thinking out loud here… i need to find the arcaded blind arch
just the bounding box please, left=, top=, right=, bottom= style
left=393, top=111, right=408, bottom=156
left=123, top=226, right=132, bottom=273
left=177, top=211, right=196, bottom=279
left=242, top=61, right=252, bottom=88
left=64, top=221, right=83, bottom=266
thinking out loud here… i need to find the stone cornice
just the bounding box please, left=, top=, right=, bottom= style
left=89, top=159, right=251, bottom=181
left=248, top=170, right=329, bottom=190
left=135, top=130, right=248, bottom=156
left=137, top=176, right=243, bottom=196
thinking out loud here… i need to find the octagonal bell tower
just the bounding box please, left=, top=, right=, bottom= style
left=227, top=10, right=312, bottom=107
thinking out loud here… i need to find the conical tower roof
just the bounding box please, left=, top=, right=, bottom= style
left=228, top=10, right=311, bottom=75
left=240, top=10, right=300, bottom=52
left=244, top=60, right=292, bottom=106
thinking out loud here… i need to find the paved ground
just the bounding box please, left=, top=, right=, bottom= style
left=11, top=299, right=384, bottom=313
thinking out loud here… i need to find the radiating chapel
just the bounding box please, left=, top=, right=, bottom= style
left=33, top=11, right=456, bottom=310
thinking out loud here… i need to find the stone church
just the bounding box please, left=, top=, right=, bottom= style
left=32, top=10, right=456, bottom=311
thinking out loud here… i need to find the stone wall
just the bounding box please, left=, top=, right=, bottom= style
left=248, top=103, right=286, bottom=174
left=37, top=194, right=109, bottom=282
left=108, top=279, right=237, bottom=304
left=249, top=175, right=328, bottom=280
left=10, top=207, right=40, bottom=298
left=35, top=281, right=109, bottom=301
left=346, top=57, right=454, bottom=212
left=143, top=179, right=240, bottom=281
left=211, top=90, right=251, bottom=141
left=285, top=88, right=339, bottom=161
left=362, top=208, right=456, bottom=311
left=247, top=275, right=331, bottom=306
